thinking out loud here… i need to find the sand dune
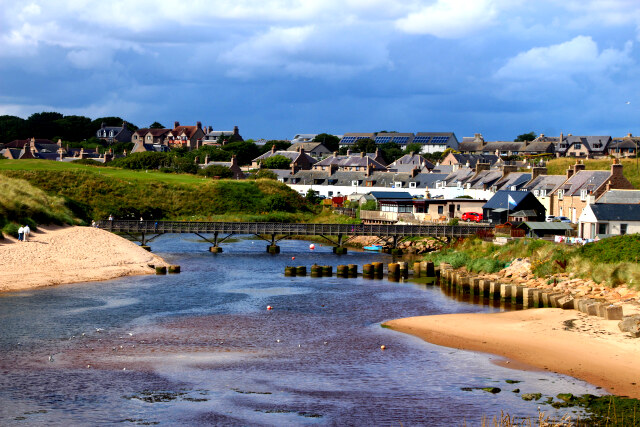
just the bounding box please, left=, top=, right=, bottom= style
left=0, top=226, right=167, bottom=292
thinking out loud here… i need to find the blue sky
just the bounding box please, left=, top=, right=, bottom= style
left=1, top=0, right=639, bottom=141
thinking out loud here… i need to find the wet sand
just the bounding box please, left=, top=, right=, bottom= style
left=385, top=309, right=640, bottom=398
left=0, top=226, right=167, bottom=292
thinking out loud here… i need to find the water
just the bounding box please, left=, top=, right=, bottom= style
left=0, top=236, right=602, bottom=426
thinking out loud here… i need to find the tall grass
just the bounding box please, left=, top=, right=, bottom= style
left=0, top=176, right=77, bottom=236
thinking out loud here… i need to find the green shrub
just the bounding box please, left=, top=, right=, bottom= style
left=2, top=223, right=19, bottom=238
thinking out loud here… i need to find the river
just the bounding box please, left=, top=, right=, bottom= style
left=0, top=236, right=602, bottom=426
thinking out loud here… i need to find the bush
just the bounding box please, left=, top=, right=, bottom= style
left=71, top=159, right=105, bottom=166
left=254, top=169, right=278, bottom=180
left=261, top=155, right=291, bottom=169
left=198, top=165, right=233, bottom=178
left=2, top=223, right=19, bottom=238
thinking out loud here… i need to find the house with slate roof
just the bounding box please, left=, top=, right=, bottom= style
left=483, top=191, right=546, bottom=224
left=412, top=132, right=458, bottom=153
left=200, top=155, right=244, bottom=180
left=287, top=142, right=331, bottom=158
left=387, top=152, right=435, bottom=172
left=96, top=122, right=133, bottom=143
left=311, top=150, right=387, bottom=173
left=609, top=133, right=639, bottom=157
left=596, top=189, right=640, bottom=204
left=252, top=145, right=317, bottom=171
left=440, top=153, right=500, bottom=168
left=338, top=133, right=376, bottom=148
left=458, top=134, right=485, bottom=154
left=550, top=159, right=634, bottom=222
left=579, top=204, right=640, bottom=239
left=481, top=141, right=528, bottom=157
left=201, top=126, right=243, bottom=146
left=132, top=128, right=171, bottom=149
left=374, top=132, right=415, bottom=150
left=554, top=134, right=611, bottom=158
left=519, top=167, right=567, bottom=215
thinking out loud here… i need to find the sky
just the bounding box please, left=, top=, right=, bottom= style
left=1, top=0, right=640, bottom=141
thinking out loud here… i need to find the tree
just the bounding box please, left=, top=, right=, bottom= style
left=312, top=133, right=340, bottom=152
left=403, top=143, right=423, bottom=155
left=254, top=169, right=278, bottom=179
left=259, top=140, right=291, bottom=154
left=54, top=115, right=93, bottom=142
left=261, top=154, right=291, bottom=169
left=0, top=115, right=27, bottom=143
left=27, top=112, right=63, bottom=139
left=378, top=142, right=402, bottom=163
left=149, top=121, right=165, bottom=129
left=514, top=132, right=536, bottom=142
left=305, top=189, right=321, bottom=204
left=222, top=141, right=260, bottom=165
left=352, top=138, right=377, bottom=154
left=198, top=165, right=234, bottom=178
left=91, top=117, right=138, bottom=132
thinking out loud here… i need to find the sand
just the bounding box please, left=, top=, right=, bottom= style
left=385, top=309, right=640, bottom=398
left=0, top=226, right=168, bottom=292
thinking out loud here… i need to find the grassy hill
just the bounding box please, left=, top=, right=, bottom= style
left=545, top=157, right=640, bottom=188
left=0, top=161, right=315, bottom=223
left=0, top=176, right=78, bottom=237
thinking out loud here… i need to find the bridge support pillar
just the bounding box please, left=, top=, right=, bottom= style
left=267, top=245, right=280, bottom=254
left=141, top=245, right=151, bottom=252
left=333, top=246, right=347, bottom=254
left=210, top=246, right=223, bottom=253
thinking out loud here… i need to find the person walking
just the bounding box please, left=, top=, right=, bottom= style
left=23, top=224, right=30, bottom=242
left=17, top=225, right=24, bottom=242
left=108, top=214, right=114, bottom=221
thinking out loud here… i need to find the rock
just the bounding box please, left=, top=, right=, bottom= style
left=618, top=315, right=640, bottom=337
left=604, top=305, right=623, bottom=320
left=556, top=295, right=575, bottom=310
left=522, top=393, right=542, bottom=401
left=481, top=387, right=501, bottom=394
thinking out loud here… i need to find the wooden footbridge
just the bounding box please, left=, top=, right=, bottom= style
left=95, top=220, right=493, bottom=254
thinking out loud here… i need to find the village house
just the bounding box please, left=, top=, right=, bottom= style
left=201, top=126, right=243, bottom=146
left=483, top=191, right=546, bottom=224
left=96, top=122, right=133, bottom=143
left=550, top=159, right=634, bottom=222
left=386, top=152, right=435, bottom=173
left=166, top=121, right=206, bottom=150
left=201, top=155, right=244, bottom=180
left=578, top=204, right=640, bottom=239
left=132, top=128, right=171, bottom=147
left=287, top=142, right=331, bottom=158
left=609, top=134, right=639, bottom=157
left=252, top=146, right=317, bottom=170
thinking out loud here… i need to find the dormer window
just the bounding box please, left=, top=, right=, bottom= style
left=534, top=190, right=539, bottom=197
left=510, top=186, right=517, bottom=191
left=540, top=189, right=546, bottom=197
left=395, top=182, right=403, bottom=188
left=558, top=189, right=564, bottom=200
left=409, top=182, right=417, bottom=188
left=580, top=189, right=588, bottom=201
left=352, top=180, right=359, bottom=186
left=466, top=183, right=471, bottom=189
left=457, top=182, right=462, bottom=188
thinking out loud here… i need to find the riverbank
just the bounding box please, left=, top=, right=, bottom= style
left=0, top=226, right=168, bottom=292
left=385, top=309, right=640, bottom=398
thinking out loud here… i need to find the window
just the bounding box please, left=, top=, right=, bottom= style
left=540, top=189, right=547, bottom=197
left=580, top=189, right=588, bottom=201
left=351, top=180, right=358, bottom=186
left=534, top=190, right=539, bottom=197
left=621, top=224, right=628, bottom=235
left=598, top=223, right=607, bottom=235
left=510, top=186, right=516, bottom=191
left=456, top=204, right=461, bottom=211
left=328, top=191, right=333, bottom=197
left=457, top=182, right=462, bottom=188
left=466, top=183, right=471, bottom=189
left=437, top=206, right=444, bottom=215
left=409, top=182, right=417, bottom=188
left=558, top=190, right=564, bottom=200
left=395, top=182, right=403, bottom=188
left=574, top=143, right=581, bottom=149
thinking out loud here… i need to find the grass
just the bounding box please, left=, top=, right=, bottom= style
left=425, top=235, right=640, bottom=289
left=0, top=175, right=78, bottom=236
left=545, top=157, right=640, bottom=188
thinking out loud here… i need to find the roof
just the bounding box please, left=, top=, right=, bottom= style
left=521, top=174, right=567, bottom=193
left=483, top=190, right=533, bottom=210
left=467, top=169, right=503, bottom=189
left=446, top=153, right=499, bottom=167
left=556, top=135, right=611, bottom=153
left=482, top=141, right=527, bottom=152
left=596, top=190, right=640, bottom=204
left=369, top=191, right=414, bottom=200
left=588, top=204, right=640, bottom=221
left=374, top=133, right=414, bottom=145
left=287, top=142, right=329, bottom=153
left=458, top=141, right=484, bottom=152
left=518, top=222, right=574, bottom=231
left=4, top=139, right=54, bottom=148
left=413, top=132, right=458, bottom=146
left=171, top=126, right=199, bottom=138
left=556, top=170, right=610, bottom=196
left=522, top=141, right=554, bottom=153
left=444, top=167, right=475, bottom=187
left=509, top=210, right=538, bottom=217
left=388, top=153, right=435, bottom=169
left=495, top=172, right=532, bottom=191
left=254, top=150, right=317, bottom=164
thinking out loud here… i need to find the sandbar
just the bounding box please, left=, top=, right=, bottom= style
left=0, top=226, right=167, bottom=292
left=385, top=309, right=640, bottom=398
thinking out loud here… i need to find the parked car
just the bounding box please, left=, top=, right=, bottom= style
left=545, top=215, right=556, bottom=222
left=555, top=216, right=571, bottom=223
left=461, top=212, right=483, bottom=222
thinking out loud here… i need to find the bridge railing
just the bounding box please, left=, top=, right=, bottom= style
left=96, top=220, right=493, bottom=237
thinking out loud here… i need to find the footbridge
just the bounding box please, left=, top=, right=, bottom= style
left=96, top=220, right=493, bottom=254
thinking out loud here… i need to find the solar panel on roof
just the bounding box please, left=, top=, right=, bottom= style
left=394, top=136, right=409, bottom=144
left=414, top=136, right=431, bottom=144
left=375, top=136, right=392, bottom=144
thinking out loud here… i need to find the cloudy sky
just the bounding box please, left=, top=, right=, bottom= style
left=1, top=0, right=639, bottom=140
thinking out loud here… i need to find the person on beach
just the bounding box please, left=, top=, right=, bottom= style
left=108, top=214, right=113, bottom=221
left=23, top=225, right=30, bottom=242
left=91, top=220, right=96, bottom=227
left=18, top=226, right=24, bottom=242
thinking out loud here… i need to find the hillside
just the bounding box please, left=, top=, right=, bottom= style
left=0, top=165, right=314, bottom=223
left=545, top=157, right=640, bottom=188
left=0, top=176, right=78, bottom=237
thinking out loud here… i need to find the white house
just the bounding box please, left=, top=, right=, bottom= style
left=578, top=204, right=640, bottom=239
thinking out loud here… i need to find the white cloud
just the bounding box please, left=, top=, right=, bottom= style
left=496, top=36, right=634, bottom=80
left=394, top=0, right=514, bottom=38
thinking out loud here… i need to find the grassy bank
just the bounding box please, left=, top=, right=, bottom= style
left=424, top=235, right=640, bottom=289
left=0, top=176, right=78, bottom=237
left=545, top=157, right=640, bottom=188
left=0, top=168, right=315, bottom=223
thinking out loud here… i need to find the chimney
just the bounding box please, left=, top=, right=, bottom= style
left=539, top=133, right=544, bottom=138
left=346, top=149, right=351, bottom=156
left=101, top=122, right=106, bottom=129
left=233, top=125, right=239, bottom=136
left=196, top=121, right=202, bottom=129
left=271, top=145, right=276, bottom=154
left=204, top=154, right=209, bottom=164
left=291, top=162, right=299, bottom=174
left=329, top=163, right=338, bottom=175
left=360, top=151, right=365, bottom=158
left=474, top=133, right=484, bottom=143
left=375, top=148, right=380, bottom=158
left=627, top=133, right=633, bottom=138
left=475, top=162, right=490, bottom=174
left=174, top=121, right=180, bottom=129
left=566, top=167, right=574, bottom=179
left=560, top=132, right=563, bottom=143
left=230, top=155, right=237, bottom=167
left=501, top=164, right=517, bottom=177
left=333, top=151, right=338, bottom=157
left=122, top=121, right=127, bottom=128
left=611, top=157, right=623, bottom=179
left=58, top=147, right=64, bottom=161
left=573, top=160, right=586, bottom=175
left=531, top=166, right=547, bottom=180
left=411, top=167, right=420, bottom=178
left=365, top=163, right=373, bottom=177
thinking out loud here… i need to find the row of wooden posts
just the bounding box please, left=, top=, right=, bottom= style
left=282, top=262, right=623, bottom=318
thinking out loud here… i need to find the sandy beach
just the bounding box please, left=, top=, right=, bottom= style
left=385, top=309, right=640, bottom=398
left=0, top=226, right=167, bottom=292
